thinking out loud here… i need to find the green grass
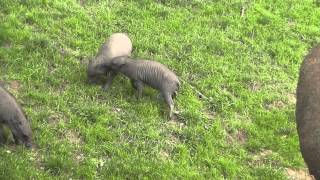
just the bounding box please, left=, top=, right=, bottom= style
left=0, top=0, right=319, bottom=179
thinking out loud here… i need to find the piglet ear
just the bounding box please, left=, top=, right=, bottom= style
left=111, top=57, right=126, bottom=67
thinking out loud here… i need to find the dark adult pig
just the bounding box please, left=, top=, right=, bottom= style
left=0, top=86, right=33, bottom=148
left=296, top=44, right=320, bottom=179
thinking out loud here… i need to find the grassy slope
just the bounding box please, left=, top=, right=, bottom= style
left=1, top=0, right=320, bottom=179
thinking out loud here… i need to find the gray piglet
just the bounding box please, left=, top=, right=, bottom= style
left=104, top=56, right=180, bottom=119
left=0, top=86, right=33, bottom=148
left=296, top=44, right=320, bottom=179
left=87, top=33, right=133, bottom=90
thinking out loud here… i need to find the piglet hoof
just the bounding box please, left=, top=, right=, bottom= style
left=25, top=142, right=33, bottom=149
left=173, top=110, right=180, bottom=115
left=169, top=111, right=181, bottom=120
left=168, top=112, right=174, bottom=120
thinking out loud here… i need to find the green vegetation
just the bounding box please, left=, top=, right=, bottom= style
left=1, top=0, right=319, bottom=179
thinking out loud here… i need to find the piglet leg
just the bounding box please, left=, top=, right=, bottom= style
left=130, top=79, right=138, bottom=90
left=133, top=80, right=144, bottom=99
left=102, top=71, right=118, bottom=91
left=0, top=125, right=5, bottom=145
left=163, top=92, right=175, bottom=119
left=12, top=133, right=20, bottom=145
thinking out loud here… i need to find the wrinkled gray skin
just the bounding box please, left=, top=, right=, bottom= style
left=296, top=44, right=320, bottom=179
left=87, top=33, right=133, bottom=90
left=104, top=56, right=180, bottom=119
left=0, top=86, right=33, bottom=148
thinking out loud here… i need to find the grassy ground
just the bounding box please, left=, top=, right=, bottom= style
left=0, top=0, right=319, bottom=179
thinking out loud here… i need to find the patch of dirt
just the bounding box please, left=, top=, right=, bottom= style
left=265, top=93, right=296, bottom=110
left=203, top=110, right=216, bottom=120
left=161, top=119, right=186, bottom=148
left=47, top=63, right=57, bottom=74
left=48, top=112, right=68, bottom=125
left=65, top=130, right=82, bottom=145
left=50, top=81, right=68, bottom=95
left=30, top=149, right=46, bottom=171
left=236, top=130, right=247, bottom=144
left=167, top=119, right=185, bottom=130
left=2, top=41, right=11, bottom=49
left=159, top=149, right=170, bottom=160
left=112, top=107, right=121, bottom=113
left=265, top=100, right=285, bottom=109
left=59, top=47, right=76, bottom=58
left=286, top=168, right=314, bottom=180
left=80, top=58, right=90, bottom=65
left=0, top=80, right=6, bottom=87
left=79, top=0, right=85, bottom=6
left=166, top=133, right=180, bottom=146
left=287, top=93, right=296, bottom=105
left=0, top=80, right=22, bottom=96
left=288, top=21, right=296, bottom=27
left=75, top=152, right=85, bottom=163
left=58, top=81, right=68, bottom=92
left=249, top=81, right=261, bottom=92
left=9, top=80, right=21, bottom=91
left=252, top=149, right=273, bottom=160
left=250, top=149, right=277, bottom=166
left=226, top=134, right=233, bottom=144
left=226, top=129, right=248, bottom=145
